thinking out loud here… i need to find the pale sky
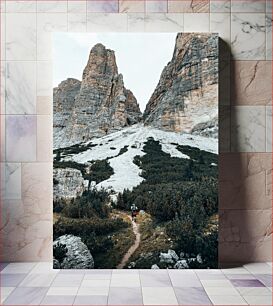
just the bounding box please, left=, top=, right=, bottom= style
left=53, top=33, right=177, bottom=112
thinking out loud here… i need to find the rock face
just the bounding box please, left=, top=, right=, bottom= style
left=53, top=234, right=94, bottom=269
left=54, top=43, right=142, bottom=149
left=53, top=168, right=88, bottom=200
left=144, top=33, right=218, bottom=137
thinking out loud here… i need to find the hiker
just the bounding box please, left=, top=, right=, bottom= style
left=131, top=203, right=138, bottom=222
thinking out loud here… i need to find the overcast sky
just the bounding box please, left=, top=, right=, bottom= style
left=53, top=33, right=177, bottom=112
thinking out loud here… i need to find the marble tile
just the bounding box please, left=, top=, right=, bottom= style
left=219, top=153, right=272, bottom=210
left=222, top=267, right=252, bottom=275
left=266, top=0, right=272, bottom=12
left=201, top=279, right=234, bottom=287
left=6, top=13, right=36, bottom=61
left=255, top=274, right=273, bottom=287
left=77, top=286, right=109, bottom=296
left=82, top=279, right=110, bottom=287
left=174, top=287, right=212, bottom=305
left=244, top=262, right=273, bottom=274
left=68, top=13, right=87, bottom=31
left=128, top=13, right=145, bottom=32
left=210, top=13, right=231, bottom=43
left=237, top=287, right=272, bottom=296
left=231, top=13, right=266, bottom=60
left=1, top=273, right=27, bottom=286
left=119, top=0, right=145, bottom=13
left=231, top=0, right=266, bottom=13
left=140, top=270, right=172, bottom=287
left=6, top=1, right=36, bottom=12
left=1, top=262, right=36, bottom=274
left=37, top=13, right=68, bottom=61
left=68, top=0, right=87, bottom=13
left=219, top=209, right=272, bottom=262
left=208, top=295, right=248, bottom=305
left=41, top=295, right=75, bottom=305
left=6, top=61, right=36, bottom=114
left=87, top=13, right=127, bottom=32
left=168, top=0, right=209, bottom=13
left=37, top=1, right=67, bottom=12
left=204, top=286, right=240, bottom=296
left=243, top=295, right=272, bottom=305
left=0, top=262, right=9, bottom=271
left=1, top=13, right=6, bottom=61
left=46, top=286, right=79, bottom=296
left=37, top=96, right=53, bottom=115
left=108, top=287, right=143, bottom=305
left=1, top=121, right=5, bottom=161
left=37, top=115, right=52, bottom=162
left=83, top=273, right=111, bottom=280
left=74, top=295, right=108, bottom=305
left=210, top=0, right=231, bottom=13
left=142, top=287, right=178, bottom=305
left=37, top=61, right=52, bottom=97
left=1, top=61, right=6, bottom=114
left=144, top=13, right=183, bottom=32
left=1, top=287, right=15, bottom=304
left=146, top=0, right=167, bottom=13
left=266, top=14, right=272, bottom=60
left=3, top=287, right=48, bottom=305
left=184, top=13, right=209, bottom=32
left=226, top=274, right=256, bottom=280
left=2, top=163, right=21, bottom=199
left=231, top=61, right=272, bottom=105
left=0, top=0, right=6, bottom=12
left=266, top=106, right=272, bottom=152
left=231, top=279, right=265, bottom=287
left=29, top=262, right=57, bottom=274
left=52, top=274, right=84, bottom=287
left=19, top=273, right=56, bottom=287
left=169, top=274, right=202, bottom=287
left=6, top=115, right=36, bottom=162
left=110, top=274, right=140, bottom=287
left=231, top=106, right=266, bottom=152
left=87, top=0, right=118, bottom=12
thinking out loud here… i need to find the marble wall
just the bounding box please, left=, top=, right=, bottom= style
left=0, top=0, right=272, bottom=264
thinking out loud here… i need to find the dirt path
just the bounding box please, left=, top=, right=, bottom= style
left=116, top=215, right=141, bottom=269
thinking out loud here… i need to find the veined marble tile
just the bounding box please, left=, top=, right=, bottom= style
left=219, top=153, right=272, bottom=210
left=119, top=0, right=145, bottom=13
left=6, top=115, right=36, bottom=162
left=22, top=162, right=52, bottom=215
left=37, top=115, right=52, bottom=162
left=87, top=0, right=118, bottom=13
left=1, top=13, right=6, bottom=61
left=37, top=61, right=52, bottom=97
left=0, top=115, right=5, bottom=161
left=184, top=13, right=209, bottom=32
left=210, top=13, right=231, bottom=43
left=87, top=13, right=127, bottom=32
left=266, top=106, right=272, bottom=152
left=37, top=96, right=52, bottom=115
left=231, top=106, right=266, bottom=152
left=1, top=62, right=6, bottom=114
left=266, top=14, right=272, bottom=60
left=68, top=13, right=87, bottom=32
left=210, top=0, right=231, bottom=12
left=1, top=163, right=21, bottom=199
left=231, top=0, right=266, bottom=13
left=6, top=1, right=36, bottom=12
left=37, top=1, right=67, bottom=13
left=231, top=13, right=266, bottom=60
left=144, top=13, right=183, bottom=32
left=68, top=0, right=87, bottom=13
left=146, top=0, right=167, bottom=13
left=168, top=0, right=209, bottom=13
left=37, top=13, right=68, bottom=61
left=128, top=13, right=145, bottom=32
left=6, top=61, right=36, bottom=114
left=6, top=13, right=36, bottom=61
left=266, top=0, right=272, bottom=12
left=231, top=61, right=272, bottom=105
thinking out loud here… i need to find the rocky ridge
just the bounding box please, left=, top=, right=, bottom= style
left=143, top=33, right=218, bottom=136
left=54, top=43, right=142, bottom=149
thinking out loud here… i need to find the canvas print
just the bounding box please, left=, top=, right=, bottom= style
left=53, top=33, right=219, bottom=269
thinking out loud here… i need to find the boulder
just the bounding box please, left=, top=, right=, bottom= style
left=151, top=264, right=160, bottom=269
left=53, top=234, right=94, bottom=269
left=174, top=260, right=189, bottom=269
left=159, top=249, right=179, bottom=264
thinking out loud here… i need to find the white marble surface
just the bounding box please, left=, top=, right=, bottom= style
left=231, top=13, right=266, bottom=60
left=37, top=1, right=68, bottom=13
left=231, top=0, right=266, bottom=13
left=6, top=13, right=36, bottom=60
left=1, top=13, right=5, bottom=60
left=1, top=163, right=21, bottom=199
left=144, top=13, right=184, bottom=32
left=5, top=61, right=36, bottom=115
left=68, top=1, right=87, bottom=13
left=87, top=13, right=127, bottom=32
left=68, top=13, right=87, bottom=32
left=266, top=106, right=272, bottom=152
left=128, top=13, right=145, bottom=32
left=210, top=13, right=231, bottom=43
left=6, top=115, right=37, bottom=162
left=266, top=14, right=272, bottom=60
left=87, top=0, right=118, bottom=13
left=210, top=0, right=231, bottom=13
left=37, top=61, right=52, bottom=97
left=146, top=0, right=168, bottom=13
left=184, top=13, right=210, bottom=32
left=231, top=106, right=266, bottom=152
left=6, top=1, right=37, bottom=13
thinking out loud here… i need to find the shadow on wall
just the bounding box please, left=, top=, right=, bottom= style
left=218, top=38, right=272, bottom=267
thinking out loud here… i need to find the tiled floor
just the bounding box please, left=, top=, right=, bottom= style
left=0, top=262, right=272, bottom=305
